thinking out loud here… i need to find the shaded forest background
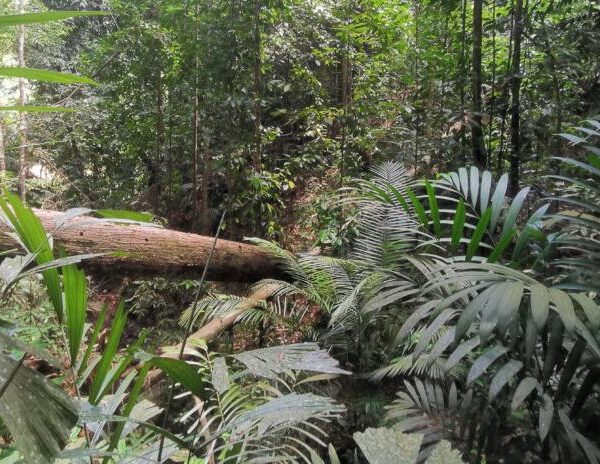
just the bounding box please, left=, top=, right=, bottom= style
left=1, top=0, right=598, bottom=246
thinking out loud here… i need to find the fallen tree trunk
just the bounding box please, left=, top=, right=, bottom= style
left=144, top=285, right=279, bottom=391
left=0, top=209, right=283, bottom=282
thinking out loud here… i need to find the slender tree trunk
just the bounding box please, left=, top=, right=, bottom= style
left=251, top=0, right=262, bottom=172
left=340, top=42, right=351, bottom=183
left=200, top=145, right=210, bottom=234
left=458, top=0, right=467, bottom=164
left=509, top=0, right=524, bottom=194
left=497, top=0, right=514, bottom=174
left=192, top=1, right=200, bottom=229
left=487, top=0, right=497, bottom=165
left=471, top=0, right=487, bottom=168
left=195, top=1, right=212, bottom=235
left=0, top=118, right=6, bottom=173
left=413, top=0, right=420, bottom=170
left=17, top=0, right=27, bottom=200
left=154, top=65, right=164, bottom=212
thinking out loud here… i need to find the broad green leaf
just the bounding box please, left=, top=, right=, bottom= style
left=445, top=337, right=480, bottom=372
left=407, top=188, right=428, bottom=229
left=539, top=394, right=554, bottom=441
left=89, top=302, right=127, bottom=404
left=549, top=288, right=576, bottom=333
left=425, top=180, right=441, bottom=237
left=489, top=360, right=523, bottom=400
left=455, top=285, right=497, bottom=341
left=487, top=228, right=515, bottom=263
left=0, top=105, right=76, bottom=113
left=512, top=204, right=549, bottom=261
left=530, top=285, right=550, bottom=331
left=0, top=67, right=97, bottom=85
left=479, top=282, right=513, bottom=341
left=328, top=443, right=341, bottom=464
left=571, top=293, right=600, bottom=330
left=150, top=357, right=204, bottom=397
left=232, top=343, right=350, bottom=379
left=458, top=167, right=469, bottom=198
left=310, top=449, right=326, bottom=464
left=511, top=377, right=539, bottom=411
left=387, top=184, right=410, bottom=212
left=429, top=327, right=455, bottom=361
left=466, top=207, right=492, bottom=260
left=479, top=170, right=492, bottom=215
left=501, top=187, right=530, bottom=236
left=489, top=174, right=508, bottom=231
left=0, top=192, right=63, bottom=320
left=0, top=11, right=105, bottom=27
left=62, top=260, right=87, bottom=364
left=555, top=338, right=586, bottom=399
left=414, top=309, right=457, bottom=356
left=96, top=209, right=155, bottom=222
left=104, top=364, right=151, bottom=459
left=551, top=157, right=600, bottom=178
left=541, top=318, right=564, bottom=385
left=451, top=199, right=465, bottom=251
left=469, top=166, right=479, bottom=209
left=466, top=345, right=508, bottom=385
left=495, top=281, right=524, bottom=335
left=77, top=302, right=108, bottom=376
left=559, top=133, right=587, bottom=145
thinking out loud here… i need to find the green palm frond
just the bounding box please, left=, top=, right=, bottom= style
left=0, top=353, right=79, bottom=464
left=347, top=162, right=423, bottom=269
left=354, top=424, right=465, bottom=463
left=383, top=379, right=472, bottom=463
left=545, top=121, right=600, bottom=291
left=179, top=294, right=259, bottom=329
left=396, top=260, right=600, bottom=463
left=178, top=344, right=346, bottom=463
left=230, top=343, right=350, bottom=380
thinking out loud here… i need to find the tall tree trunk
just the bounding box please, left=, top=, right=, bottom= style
left=192, top=1, right=200, bottom=230
left=154, top=62, right=164, bottom=212
left=17, top=0, right=27, bottom=200
left=458, top=0, right=467, bottom=164
left=497, top=0, right=514, bottom=174
left=0, top=118, right=6, bottom=173
left=471, top=0, right=487, bottom=168
left=509, top=0, right=524, bottom=194
left=487, top=0, right=497, bottom=164
left=413, top=0, right=420, bottom=170
left=251, top=0, right=262, bottom=172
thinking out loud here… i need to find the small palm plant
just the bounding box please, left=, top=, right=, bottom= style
left=374, top=123, right=600, bottom=463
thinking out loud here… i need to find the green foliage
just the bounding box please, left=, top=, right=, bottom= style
left=0, top=352, right=78, bottom=464
left=0, top=11, right=105, bottom=27
left=353, top=425, right=465, bottom=464
left=177, top=343, right=348, bottom=463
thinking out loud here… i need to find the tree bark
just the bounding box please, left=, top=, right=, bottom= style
left=458, top=0, right=467, bottom=164
left=496, top=0, right=514, bottom=174
left=252, top=0, right=262, bottom=172
left=509, top=0, right=524, bottom=195
left=143, top=284, right=279, bottom=391
left=192, top=0, right=200, bottom=230
left=471, top=0, right=487, bottom=168
left=0, top=118, right=6, bottom=173
left=17, top=0, right=28, bottom=200
left=0, top=209, right=284, bottom=282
